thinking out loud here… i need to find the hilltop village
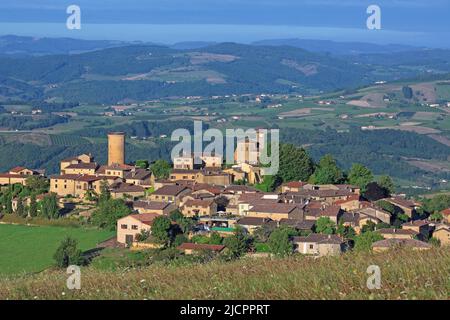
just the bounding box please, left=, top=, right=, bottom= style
left=1, top=132, right=449, bottom=258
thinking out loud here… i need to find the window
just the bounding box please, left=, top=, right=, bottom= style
left=132, top=225, right=138, bottom=230
left=309, top=244, right=314, bottom=249
left=121, top=224, right=128, bottom=229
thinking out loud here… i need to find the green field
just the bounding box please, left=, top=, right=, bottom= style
left=0, top=224, right=114, bottom=275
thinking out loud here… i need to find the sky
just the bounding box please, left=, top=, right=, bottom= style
left=0, top=0, right=449, bottom=47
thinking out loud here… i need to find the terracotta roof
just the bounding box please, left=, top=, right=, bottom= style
left=292, top=234, right=343, bottom=245
left=152, top=185, right=188, bottom=196
left=372, top=238, right=432, bottom=249
left=249, top=203, right=300, bottom=214
left=177, top=243, right=225, bottom=252
left=125, top=213, right=160, bottom=226
left=283, top=181, right=306, bottom=188
left=386, top=197, right=416, bottom=208
left=376, top=228, right=418, bottom=235
left=133, top=201, right=171, bottom=211
left=111, top=183, right=145, bottom=193
left=65, top=163, right=98, bottom=170
left=124, top=169, right=152, bottom=180
left=279, top=219, right=315, bottom=230
left=183, top=199, right=215, bottom=208
left=9, top=166, right=27, bottom=173
left=401, top=220, right=429, bottom=227
left=441, top=208, right=450, bottom=216
left=237, top=217, right=274, bottom=226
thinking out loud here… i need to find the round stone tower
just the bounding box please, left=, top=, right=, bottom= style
left=108, top=132, right=125, bottom=166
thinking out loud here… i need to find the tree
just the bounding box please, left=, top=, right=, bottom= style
left=402, top=86, right=413, bottom=99
left=310, top=154, right=343, bottom=185
left=135, top=229, right=150, bottom=242
left=98, top=180, right=111, bottom=203
left=4, top=192, right=13, bottom=214
left=16, top=197, right=26, bottom=218
left=28, top=194, right=38, bottom=217
left=255, top=175, right=282, bottom=192
left=278, top=144, right=314, bottom=183
left=336, top=222, right=356, bottom=240
left=40, top=193, right=59, bottom=219
left=354, top=231, right=384, bottom=251
left=378, top=175, right=395, bottom=196
left=315, top=217, right=336, bottom=235
left=209, top=232, right=223, bottom=245
left=53, top=237, right=85, bottom=268
left=268, top=227, right=295, bottom=256
left=361, top=220, right=376, bottom=233
left=421, top=194, right=450, bottom=214
left=135, top=159, right=149, bottom=169
left=25, top=176, right=49, bottom=195
left=364, top=182, right=388, bottom=201
left=151, top=160, right=172, bottom=180
left=91, top=198, right=131, bottom=230
left=253, top=224, right=276, bottom=243
left=429, top=212, right=443, bottom=222
left=348, top=163, right=373, bottom=192
left=223, top=227, right=249, bottom=259
left=151, top=216, right=172, bottom=245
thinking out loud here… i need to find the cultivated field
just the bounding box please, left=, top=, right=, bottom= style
left=0, top=224, right=113, bottom=275
left=0, top=248, right=448, bottom=300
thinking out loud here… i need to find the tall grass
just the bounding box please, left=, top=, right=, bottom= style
left=0, top=248, right=448, bottom=300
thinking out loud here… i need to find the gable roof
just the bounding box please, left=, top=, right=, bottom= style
left=292, top=234, right=343, bottom=245
left=133, top=201, right=172, bottom=211
left=249, top=203, right=300, bottom=214
left=122, top=213, right=160, bottom=226
left=152, top=185, right=188, bottom=196
left=372, top=238, right=431, bottom=249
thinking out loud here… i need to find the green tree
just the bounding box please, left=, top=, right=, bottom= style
left=28, top=194, right=38, bottom=217
left=429, top=212, right=443, bottom=222
left=278, top=144, right=314, bottom=183
left=223, top=227, right=249, bottom=259
left=40, top=193, right=59, bottom=219
left=268, top=226, right=295, bottom=256
left=361, top=220, right=376, bottom=233
left=315, top=217, right=336, bottom=235
left=151, top=216, right=172, bottom=245
left=378, top=175, right=395, bottom=195
left=310, top=154, right=343, bottom=185
left=336, top=222, right=356, bottom=240
left=348, top=163, right=373, bottom=192
left=4, top=192, right=13, bottom=214
left=354, top=231, right=384, bottom=251
left=254, top=175, right=282, bottom=192
left=91, top=198, right=131, bottom=230
left=151, top=160, right=172, bottom=180
left=16, top=197, right=26, bottom=218
left=53, top=237, right=85, bottom=268
left=209, top=232, right=223, bottom=245
left=25, top=176, right=49, bottom=195
left=135, top=159, right=149, bottom=169
left=98, top=180, right=111, bottom=203
left=253, top=224, right=276, bottom=243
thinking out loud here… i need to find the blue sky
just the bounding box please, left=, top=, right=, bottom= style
left=0, top=0, right=449, bottom=46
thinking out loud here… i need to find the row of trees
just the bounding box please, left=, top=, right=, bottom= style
left=258, top=143, right=395, bottom=198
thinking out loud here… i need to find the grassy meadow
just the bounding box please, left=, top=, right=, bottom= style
left=0, top=248, right=448, bottom=300
left=0, top=224, right=114, bottom=275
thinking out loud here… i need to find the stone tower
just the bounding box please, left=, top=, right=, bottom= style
left=108, top=132, right=125, bottom=166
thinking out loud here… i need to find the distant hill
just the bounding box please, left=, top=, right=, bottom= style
left=253, top=38, right=419, bottom=55
left=0, top=35, right=131, bottom=55
left=0, top=37, right=450, bottom=104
